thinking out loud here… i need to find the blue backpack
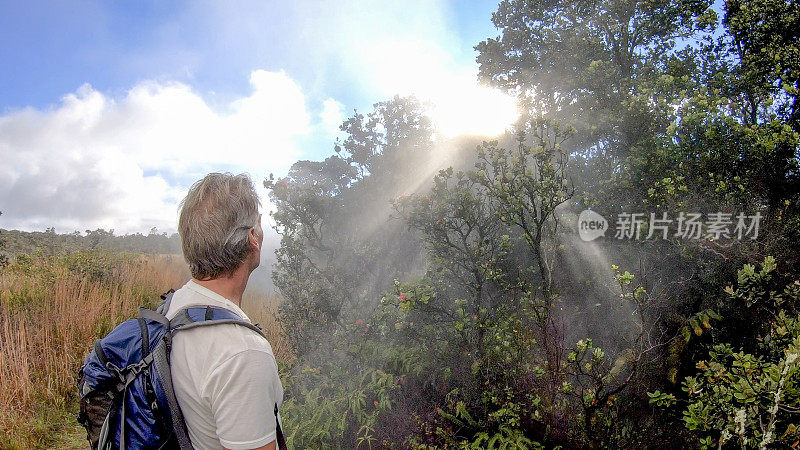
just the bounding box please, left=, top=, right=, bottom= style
left=77, top=289, right=286, bottom=450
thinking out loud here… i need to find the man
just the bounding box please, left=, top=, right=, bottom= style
left=166, top=172, right=283, bottom=450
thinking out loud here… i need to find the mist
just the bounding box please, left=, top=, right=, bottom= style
left=262, top=0, right=800, bottom=443
left=3, top=0, right=798, bottom=447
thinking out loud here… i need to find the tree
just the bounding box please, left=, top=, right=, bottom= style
left=263, top=0, right=800, bottom=446
left=0, top=211, right=8, bottom=269
left=335, top=95, right=434, bottom=181
left=265, top=96, right=433, bottom=357
left=476, top=0, right=716, bottom=160
left=724, top=0, right=800, bottom=132
left=84, top=228, right=114, bottom=249
left=652, top=257, right=800, bottom=448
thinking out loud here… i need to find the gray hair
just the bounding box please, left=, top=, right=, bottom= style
left=178, top=172, right=261, bottom=279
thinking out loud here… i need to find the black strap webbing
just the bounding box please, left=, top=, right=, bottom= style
left=275, top=403, right=287, bottom=450
left=94, top=340, right=108, bottom=367
left=139, top=308, right=169, bottom=326
left=137, top=318, right=150, bottom=358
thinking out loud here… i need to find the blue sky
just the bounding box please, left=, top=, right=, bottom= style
left=1, top=1, right=499, bottom=111
left=0, top=1, right=513, bottom=234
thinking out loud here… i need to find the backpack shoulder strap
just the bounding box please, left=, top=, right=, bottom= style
left=138, top=308, right=169, bottom=326
left=134, top=301, right=192, bottom=450
left=168, top=305, right=282, bottom=446
left=168, top=306, right=267, bottom=339
left=150, top=332, right=193, bottom=450
left=151, top=303, right=276, bottom=448
left=155, top=289, right=176, bottom=315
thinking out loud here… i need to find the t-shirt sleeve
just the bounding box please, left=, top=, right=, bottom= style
left=203, top=348, right=283, bottom=449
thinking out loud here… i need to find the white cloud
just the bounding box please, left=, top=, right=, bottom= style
left=320, top=98, right=345, bottom=136
left=1, top=1, right=515, bottom=234
left=0, top=70, right=310, bottom=234
left=159, top=1, right=517, bottom=137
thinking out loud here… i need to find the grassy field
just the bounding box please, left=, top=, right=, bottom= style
left=0, top=250, right=288, bottom=449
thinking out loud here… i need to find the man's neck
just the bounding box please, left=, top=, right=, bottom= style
left=192, top=264, right=250, bottom=307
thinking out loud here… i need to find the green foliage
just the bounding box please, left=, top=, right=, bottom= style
left=725, top=0, right=800, bottom=132
left=0, top=211, right=9, bottom=269
left=682, top=341, right=800, bottom=448
left=0, top=227, right=181, bottom=256
left=477, top=0, right=716, bottom=140
left=448, top=393, right=540, bottom=450
left=469, top=426, right=538, bottom=450
left=648, top=390, right=677, bottom=407
left=275, top=109, right=668, bottom=446
left=335, top=95, right=434, bottom=179
left=280, top=366, right=398, bottom=449
left=409, top=387, right=543, bottom=450
left=7, top=248, right=136, bottom=281
left=471, top=119, right=574, bottom=296
left=651, top=257, right=800, bottom=448
left=266, top=0, right=800, bottom=446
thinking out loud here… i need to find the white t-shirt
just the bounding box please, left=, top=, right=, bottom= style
left=165, top=280, right=283, bottom=450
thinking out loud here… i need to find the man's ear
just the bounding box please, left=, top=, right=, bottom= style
left=249, top=227, right=260, bottom=251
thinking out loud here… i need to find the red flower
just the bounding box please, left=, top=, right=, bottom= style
left=398, top=293, right=407, bottom=302
left=374, top=401, right=379, bottom=406
left=355, top=319, right=364, bottom=325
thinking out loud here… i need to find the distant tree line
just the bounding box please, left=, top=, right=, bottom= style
left=0, top=226, right=182, bottom=257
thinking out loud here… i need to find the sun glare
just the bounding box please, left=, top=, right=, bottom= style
left=426, top=83, right=519, bottom=138
left=360, top=38, right=519, bottom=139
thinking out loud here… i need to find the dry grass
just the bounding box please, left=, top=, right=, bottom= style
left=0, top=251, right=288, bottom=449
left=242, top=288, right=293, bottom=366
